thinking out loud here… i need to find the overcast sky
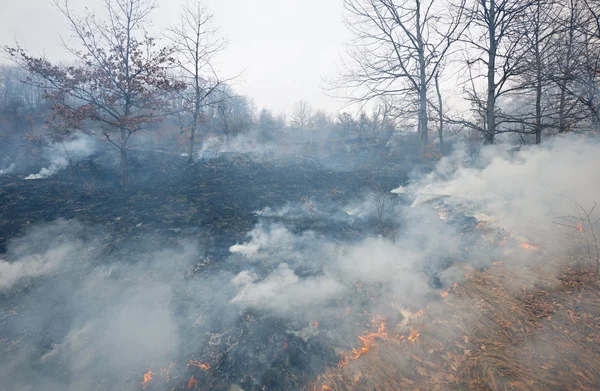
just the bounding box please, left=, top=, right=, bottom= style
left=0, top=0, right=349, bottom=114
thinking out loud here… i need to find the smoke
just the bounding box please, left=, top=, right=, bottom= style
left=0, top=163, right=16, bottom=175
left=0, top=219, right=197, bottom=391
left=1, top=134, right=598, bottom=390
left=230, top=264, right=345, bottom=314
left=24, top=134, right=98, bottom=180
left=395, top=136, right=600, bottom=250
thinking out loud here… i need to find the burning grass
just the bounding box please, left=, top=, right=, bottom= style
left=314, top=260, right=600, bottom=391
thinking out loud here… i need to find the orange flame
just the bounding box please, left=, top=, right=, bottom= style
left=188, top=360, right=210, bottom=370
left=312, top=320, right=319, bottom=328
left=519, top=242, right=540, bottom=250
left=440, top=289, right=450, bottom=298
left=439, top=211, right=448, bottom=220
left=408, top=328, right=420, bottom=342
left=187, top=375, right=198, bottom=389
left=141, top=370, right=153, bottom=389
left=350, top=319, right=388, bottom=360
left=577, top=223, right=584, bottom=232
left=322, top=385, right=332, bottom=390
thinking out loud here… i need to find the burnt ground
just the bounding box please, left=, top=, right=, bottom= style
left=0, top=147, right=421, bottom=391
left=0, top=148, right=411, bottom=256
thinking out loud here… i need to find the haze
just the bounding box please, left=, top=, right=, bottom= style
left=0, top=0, right=347, bottom=113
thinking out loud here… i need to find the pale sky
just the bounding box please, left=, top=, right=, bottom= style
left=0, top=0, right=350, bottom=114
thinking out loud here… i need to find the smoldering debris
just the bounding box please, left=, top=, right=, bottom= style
left=24, top=134, right=99, bottom=180
left=0, top=163, right=16, bottom=175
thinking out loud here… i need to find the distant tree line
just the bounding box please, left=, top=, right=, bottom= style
left=2, top=0, right=598, bottom=186
left=338, top=0, right=600, bottom=150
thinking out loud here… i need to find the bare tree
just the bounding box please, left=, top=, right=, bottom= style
left=6, top=0, right=181, bottom=187
left=433, top=70, right=445, bottom=152
left=514, top=0, right=559, bottom=143
left=291, top=100, right=313, bottom=144
left=167, top=0, right=228, bottom=165
left=291, top=100, right=312, bottom=130
left=338, top=0, right=465, bottom=156
left=551, top=0, right=588, bottom=134
left=458, top=0, right=535, bottom=144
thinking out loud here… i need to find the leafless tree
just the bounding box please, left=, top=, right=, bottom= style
left=6, top=0, right=182, bottom=187
left=338, top=0, right=465, bottom=156
left=370, top=182, right=391, bottom=236
left=511, top=0, right=559, bottom=143
left=166, top=0, right=228, bottom=165
left=291, top=100, right=313, bottom=144
left=549, top=0, right=590, bottom=134
left=457, top=0, right=536, bottom=144
left=291, top=100, right=312, bottom=130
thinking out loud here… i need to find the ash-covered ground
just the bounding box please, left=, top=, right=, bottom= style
left=1, top=135, right=598, bottom=391
left=0, top=142, right=432, bottom=391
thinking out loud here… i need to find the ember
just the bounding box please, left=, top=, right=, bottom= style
left=519, top=242, right=540, bottom=250
left=187, top=375, right=198, bottom=389
left=188, top=360, right=210, bottom=370
left=141, top=370, right=153, bottom=389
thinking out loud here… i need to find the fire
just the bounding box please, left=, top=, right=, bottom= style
left=338, top=355, right=349, bottom=368
left=322, top=385, right=333, bottom=390
left=312, top=320, right=319, bottom=328
left=519, top=242, right=540, bottom=250
left=442, top=282, right=458, bottom=298
left=187, top=375, right=198, bottom=389
left=577, top=223, right=584, bottom=232
left=407, top=328, right=420, bottom=342
left=188, top=360, right=210, bottom=370
left=350, top=319, right=388, bottom=360
left=439, top=211, right=448, bottom=220
left=141, top=370, right=153, bottom=389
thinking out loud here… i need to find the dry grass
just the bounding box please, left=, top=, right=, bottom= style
left=313, top=261, right=600, bottom=391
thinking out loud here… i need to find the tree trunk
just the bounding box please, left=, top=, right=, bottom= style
left=187, top=122, right=196, bottom=165
left=559, top=4, right=575, bottom=133
left=120, top=128, right=128, bottom=188
left=485, top=2, right=497, bottom=145
left=535, top=77, right=542, bottom=144
left=532, top=1, right=543, bottom=144
left=435, top=72, right=444, bottom=155
left=419, top=84, right=429, bottom=154
left=416, top=0, right=428, bottom=157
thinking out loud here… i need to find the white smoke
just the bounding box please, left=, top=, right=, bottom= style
left=25, top=134, right=98, bottom=180
left=0, top=163, right=16, bottom=175
left=394, top=136, right=600, bottom=249
left=230, top=263, right=345, bottom=313
left=0, top=220, right=197, bottom=391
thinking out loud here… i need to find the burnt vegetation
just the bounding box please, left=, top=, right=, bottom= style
left=0, top=0, right=600, bottom=391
